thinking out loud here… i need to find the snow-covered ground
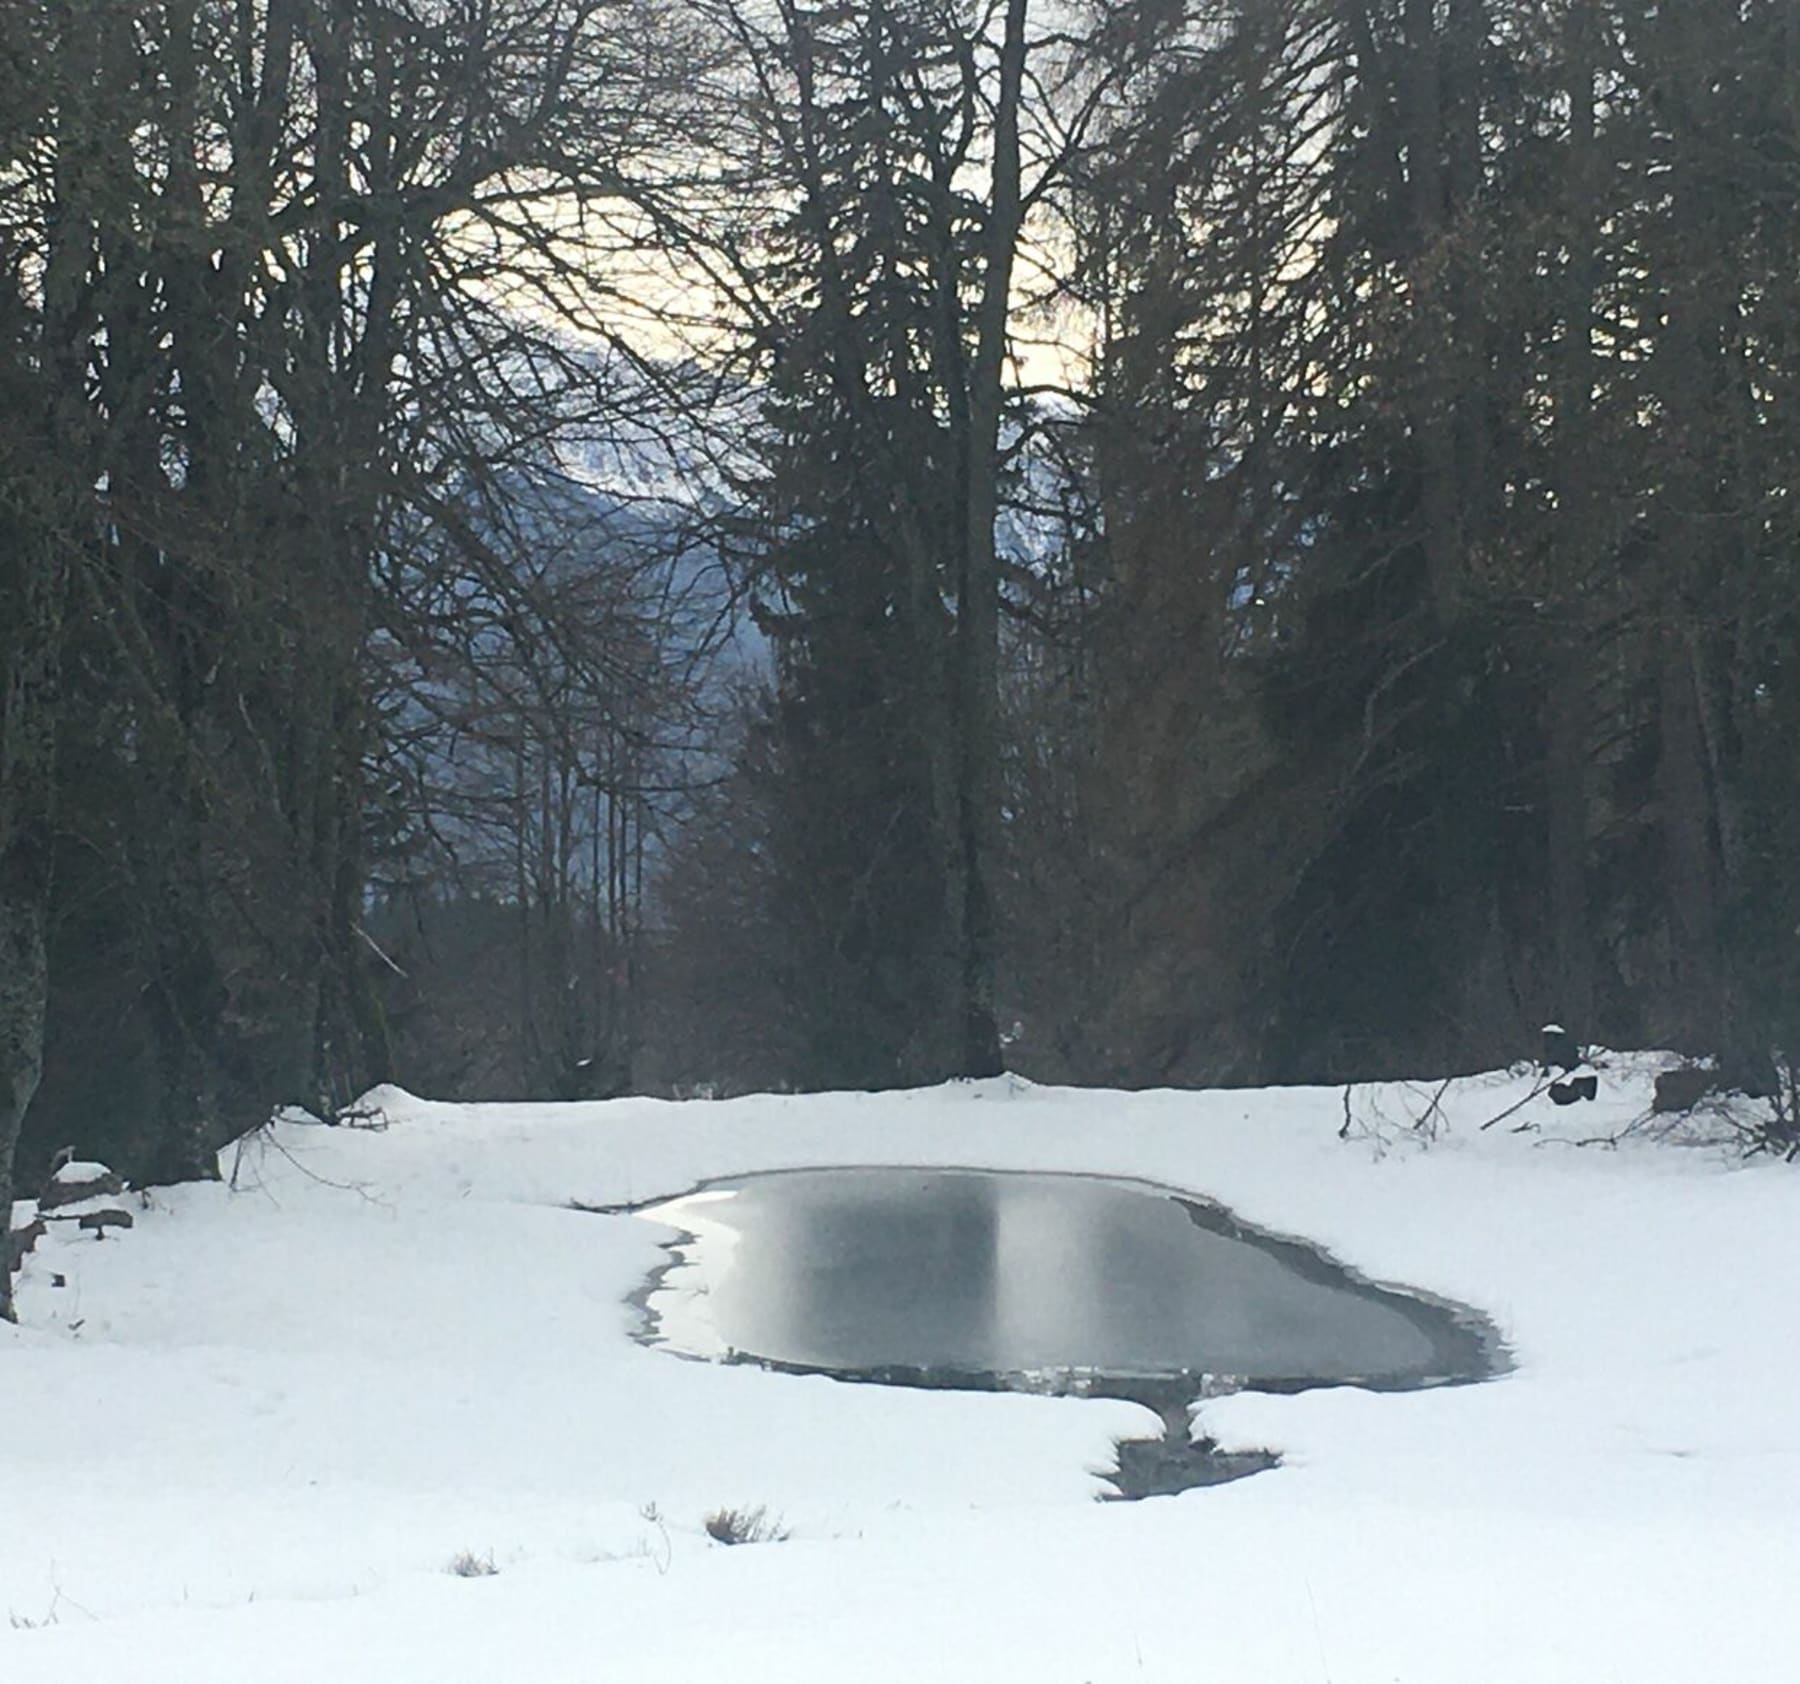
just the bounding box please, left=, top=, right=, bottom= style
left=5, top=1063, right=1797, bottom=1680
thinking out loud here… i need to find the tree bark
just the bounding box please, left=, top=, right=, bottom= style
left=0, top=456, right=64, bottom=1321
left=0, top=5, right=88, bottom=1307
left=1656, top=624, right=1724, bottom=1049
left=1400, top=0, right=1463, bottom=622
left=953, top=0, right=1027, bottom=1079
left=1545, top=0, right=1599, bottom=1032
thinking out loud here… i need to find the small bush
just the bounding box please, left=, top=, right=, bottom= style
left=447, top=1549, right=499, bottom=1578
left=702, top=1504, right=790, bottom=1546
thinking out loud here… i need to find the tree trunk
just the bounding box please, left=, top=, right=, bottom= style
left=0, top=517, right=62, bottom=1321
left=953, top=0, right=1027, bottom=1079
left=1, top=11, right=87, bottom=1304
left=1401, top=0, right=1463, bottom=622
left=1545, top=0, right=1598, bottom=1032
left=1656, top=624, right=1724, bottom=1049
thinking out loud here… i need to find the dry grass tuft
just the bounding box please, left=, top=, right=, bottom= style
left=702, top=1504, right=791, bottom=1546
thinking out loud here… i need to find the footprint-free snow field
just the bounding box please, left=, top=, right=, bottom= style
left=6, top=1064, right=1797, bottom=1682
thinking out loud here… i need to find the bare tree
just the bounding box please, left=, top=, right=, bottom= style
left=5, top=0, right=719, bottom=1177
left=643, top=0, right=1121, bottom=1081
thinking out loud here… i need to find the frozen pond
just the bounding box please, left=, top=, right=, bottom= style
left=633, top=1167, right=1497, bottom=1396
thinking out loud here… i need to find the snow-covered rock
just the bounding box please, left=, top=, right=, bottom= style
left=6, top=1213, right=46, bottom=1272
left=75, top=1208, right=135, bottom=1238
left=40, top=1160, right=124, bottom=1210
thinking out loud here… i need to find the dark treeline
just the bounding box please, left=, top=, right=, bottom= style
left=5, top=0, right=1799, bottom=1310
left=655, top=0, right=1800, bottom=1094
left=0, top=0, right=718, bottom=1311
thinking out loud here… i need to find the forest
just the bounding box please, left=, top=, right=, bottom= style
left=4, top=0, right=1798, bottom=1312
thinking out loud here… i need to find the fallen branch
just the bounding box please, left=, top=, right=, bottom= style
left=1478, top=1076, right=1554, bottom=1131
left=227, top=1119, right=389, bottom=1209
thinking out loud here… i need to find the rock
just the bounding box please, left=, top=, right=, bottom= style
left=40, top=1162, right=125, bottom=1210
left=7, top=1217, right=48, bottom=1272
left=1653, top=1066, right=1715, bottom=1114
left=77, top=1208, right=134, bottom=1238
left=1548, top=1069, right=1598, bottom=1105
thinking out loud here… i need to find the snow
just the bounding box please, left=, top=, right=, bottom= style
left=48, top=1160, right=115, bottom=1185
left=4, top=1060, right=1798, bottom=1680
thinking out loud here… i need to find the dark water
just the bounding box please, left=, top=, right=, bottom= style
left=636, top=1168, right=1495, bottom=1393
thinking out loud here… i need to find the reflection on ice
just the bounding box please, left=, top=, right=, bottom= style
left=635, top=1167, right=1495, bottom=1394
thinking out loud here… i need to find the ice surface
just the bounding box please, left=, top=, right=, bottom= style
left=640, top=1167, right=1490, bottom=1386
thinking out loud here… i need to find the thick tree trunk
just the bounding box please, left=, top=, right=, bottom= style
left=0, top=522, right=62, bottom=1321
left=1, top=13, right=85, bottom=1305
